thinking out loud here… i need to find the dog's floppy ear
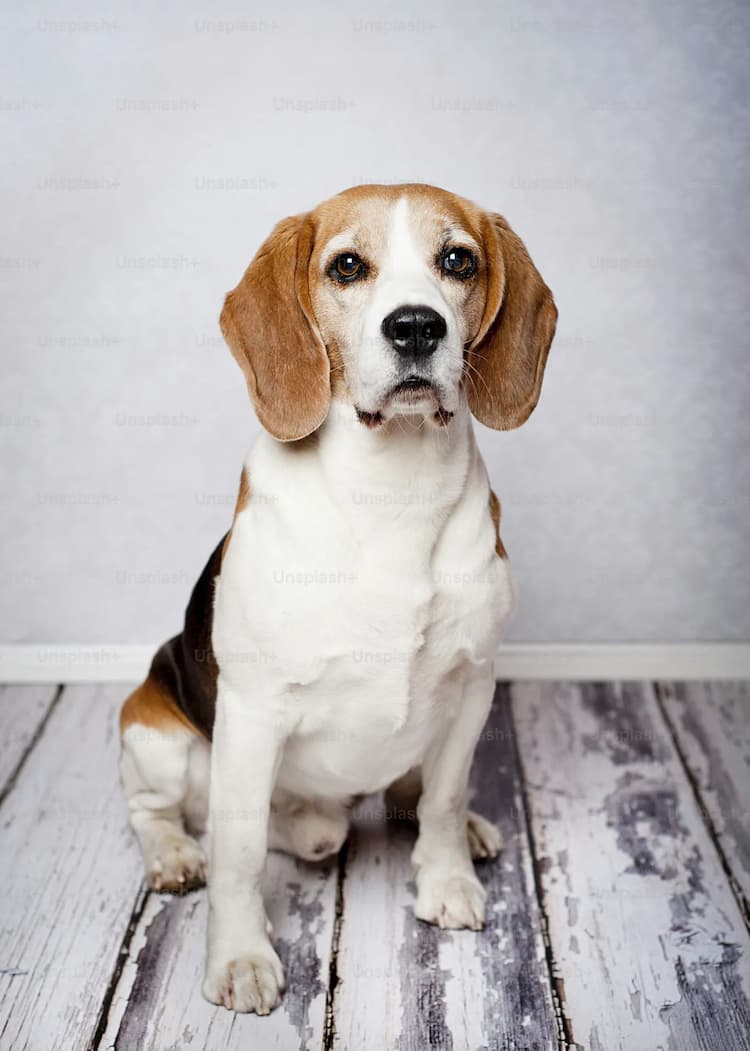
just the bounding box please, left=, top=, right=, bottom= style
left=465, top=213, right=557, bottom=430
left=220, top=212, right=330, bottom=441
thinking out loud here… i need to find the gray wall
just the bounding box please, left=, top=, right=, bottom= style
left=1, top=0, right=748, bottom=645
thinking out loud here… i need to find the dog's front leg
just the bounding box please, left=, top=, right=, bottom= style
left=412, top=662, right=494, bottom=930
left=202, top=681, right=286, bottom=1014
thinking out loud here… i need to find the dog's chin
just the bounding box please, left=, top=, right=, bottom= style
left=355, top=380, right=455, bottom=429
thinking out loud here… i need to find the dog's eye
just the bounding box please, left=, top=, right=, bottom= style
left=441, top=246, right=476, bottom=279
left=329, top=252, right=366, bottom=283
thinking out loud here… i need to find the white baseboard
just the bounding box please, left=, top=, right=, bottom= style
left=0, top=642, right=748, bottom=684
left=494, top=643, right=750, bottom=681
left=0, top=645, right=155, bottom=684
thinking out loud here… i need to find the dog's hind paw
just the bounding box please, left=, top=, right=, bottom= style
left=466, top=811, right=503, bottom=860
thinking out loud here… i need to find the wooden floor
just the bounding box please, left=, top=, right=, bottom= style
left=0, top=682, right=748, bottom=1051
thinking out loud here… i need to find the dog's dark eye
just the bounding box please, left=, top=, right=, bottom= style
left=442, top=246, right=476, bottom=279
left=329, top=252, right=366, bottom=283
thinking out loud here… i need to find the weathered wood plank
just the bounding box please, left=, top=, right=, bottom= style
left=513, top=681, right=750, bottom=1051
left=0, top=685, right=59, bottom=798
left=0, top=684, right=144, bottom=1051
left=331, top=684, right=558, bottom=1051
left=99, top=843, right=338, bottom=1049
left=659, top=681, right=750, bottom=916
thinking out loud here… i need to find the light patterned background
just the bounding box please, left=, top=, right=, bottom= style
left=1, top=0, right=748, bottom=644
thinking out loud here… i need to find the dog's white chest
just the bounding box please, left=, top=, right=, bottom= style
left=267, top=542, right=508, bottom=797
left=213, top=403, right=514, bottom=798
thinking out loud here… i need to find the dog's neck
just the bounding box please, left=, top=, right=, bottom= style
left=310, top=393, right=477, bottom=516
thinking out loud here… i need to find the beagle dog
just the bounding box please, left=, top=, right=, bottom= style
left=119, top=183, right=557, bottom=1014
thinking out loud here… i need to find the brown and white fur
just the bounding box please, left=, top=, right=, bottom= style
left=119, top=184, right=557, bottom=1014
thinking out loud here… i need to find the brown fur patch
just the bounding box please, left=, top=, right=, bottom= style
left=488, top=489, right=508, bottom=559
left=465, top=212, right=557, bottom=430
left=325, top=335, right=350, bottom=399
left=220, top=214, right=330, bottom=442
left=120, top=674, right=197, bottom=735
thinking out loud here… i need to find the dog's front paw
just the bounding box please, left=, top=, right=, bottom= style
left=203, top=942, right=285, bottom=1014
left=415, top=870, right=487, bottom=930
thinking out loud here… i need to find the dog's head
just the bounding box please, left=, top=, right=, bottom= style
left=220, top=184, right=557, bottom=441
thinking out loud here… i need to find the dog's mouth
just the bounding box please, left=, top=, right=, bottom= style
left=355, top=377, right=454, bottom=430
left=389, top=376, right=436, bottom=404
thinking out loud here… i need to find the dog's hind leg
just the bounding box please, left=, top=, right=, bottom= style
left=386, top=766, right=503, bottom=860
left=119, top=676, right=208, bottom=892
left=268, top=789, right=350, bottom=862
left=384, top=765, right=423, bottom=818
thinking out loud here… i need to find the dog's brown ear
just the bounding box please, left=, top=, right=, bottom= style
left=465, top=213, right=557, bottom=430
left=220, top=213, right=330, bottom=441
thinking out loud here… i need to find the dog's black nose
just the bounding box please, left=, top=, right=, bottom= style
left=381, top=305, right=447, bottom=357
